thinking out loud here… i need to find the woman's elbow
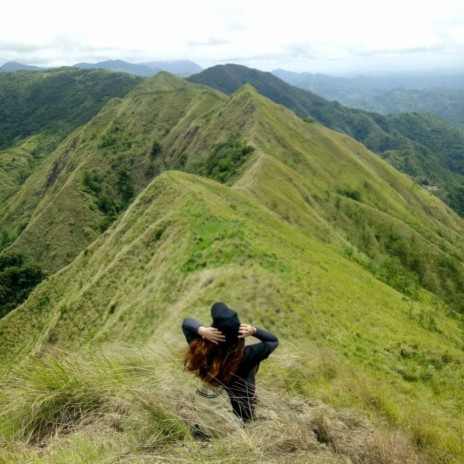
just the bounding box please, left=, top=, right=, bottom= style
left=270, top=340, right=279, bottom=352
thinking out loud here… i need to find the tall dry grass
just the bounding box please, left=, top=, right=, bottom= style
left=0, top=346, right=438, bottom=463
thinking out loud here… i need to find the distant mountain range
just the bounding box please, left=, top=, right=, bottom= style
left=3, top=60, right=463, bottom=127
left=272, top=69, right=464, bottom=129
left=73, top=60, right=158, bottom=77
left=0, top=61, right=45, bottom=72
left=272, top=68, right=464, bottom=92
left=0, top=59, right=202, bottom=77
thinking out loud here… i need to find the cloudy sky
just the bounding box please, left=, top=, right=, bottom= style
left=1, top=0, right=463, bottom=74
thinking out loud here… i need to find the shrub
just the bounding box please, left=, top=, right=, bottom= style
left=337, top=188, right=362, bottom=202
left=369, top=257, right=420, bottom=299
left=448, top=185, right=464, bottom=217
left=116, top=166, right=134, bottom=204
left=199, top=134, right=255, bottom=183
left=0, top=253, right=44, bottom=318
left=82, top=169, right=104, bottom=196
left=150, top=140, right=161, bottom=158
left=82, top=167, right=133, bottom=229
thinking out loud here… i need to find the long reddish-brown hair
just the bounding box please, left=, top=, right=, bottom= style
left=184, top=339, right=245, bottom=387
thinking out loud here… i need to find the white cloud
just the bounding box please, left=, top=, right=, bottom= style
left=0, top=0, right=463, bottom=73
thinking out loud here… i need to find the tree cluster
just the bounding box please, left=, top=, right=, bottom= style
left=0, top=253, right=44, bottom=318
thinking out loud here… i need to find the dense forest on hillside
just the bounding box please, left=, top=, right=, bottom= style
left=351, top=88, right=464, bottom=130
left=0, top=68, right=142, bottom=149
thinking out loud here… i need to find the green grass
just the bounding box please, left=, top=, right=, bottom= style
left=0, top=346, right=437, bottom=464
left=0, top=74, right=225, bottom=273
left=0, top=67, right=142, bottom=150
left=1, top=76, right=464, bottom=462
left=0, top=348, right=188, bottom=462
left=1, top=170, right=463, bottom=461
left=2, top=73, right=463, bottom=304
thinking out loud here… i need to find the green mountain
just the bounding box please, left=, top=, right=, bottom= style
left=0, top=74, right=202, bottom=269
left=0, top=67, right=142, bottom=150
left=0, top=61, right=46, bottom=72
left=351, top=88, right=464, bottom=130
left=188, top=64, right=464, bottom=215
left=0, top=68, right=144, bottom=314
left=0, top=68, right=143, bottom=251
left=0, top=67, right=142, bottom=222
left=1, top=74, right=464, bottom=462
left=272, top=69, right=464, bottom=129
left=74, top=59, right=202, bottom=77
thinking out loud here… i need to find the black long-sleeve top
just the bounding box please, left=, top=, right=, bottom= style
left=182, top=317, right=279, bottom=421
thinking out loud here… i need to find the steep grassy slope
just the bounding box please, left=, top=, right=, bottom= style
left=188, top=64, right=464, bottom=214
left=231, top=87, right=464, bottom=306
left=1, top=170, right=463, bottom=462
left=156, top=83, right=464, bottom=310
left=2, top=75, right=464, bottom=313
left=0, top=73, right=225, bottom=272
left=0, top=68, right=142, bottom=253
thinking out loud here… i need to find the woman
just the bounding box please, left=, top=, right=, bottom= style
left=182, top=301, right=279, bottom=424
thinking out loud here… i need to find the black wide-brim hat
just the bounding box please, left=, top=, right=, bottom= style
left=211, top=302, right=240, bottom=344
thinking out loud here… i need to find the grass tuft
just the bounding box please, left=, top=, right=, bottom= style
left=1, top=354, right=123, bottom=444
left=127, top=389, right=188, bottom=450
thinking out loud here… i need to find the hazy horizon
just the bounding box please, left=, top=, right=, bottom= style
left=1, top=0, right=463, bottom=76
left=2, top=58, right=464, bottom=79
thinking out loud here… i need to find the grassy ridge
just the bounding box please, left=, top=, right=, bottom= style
left=1, top=74, right=464, bottom=461
left=0, top=74, right=224, bottom=272
left=0, top=170, right=463, bottom=461
left=3, top=73, right=463, bottom=304
left=0, top=68, right=142, bottom=203
left=188, top=64, right=464, bottom=214
left=230, top=87, right=464, bottom=308
left=0, top=68, right=142, bottom=256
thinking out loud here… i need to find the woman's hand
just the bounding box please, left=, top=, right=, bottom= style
left=238, top=324, right=257, bottom=339
left=198, top=326, right=226, bottom=344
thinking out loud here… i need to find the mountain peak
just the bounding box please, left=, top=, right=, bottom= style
left=236, top=82, right=259, bottom=94
left=226, top=83, right=262, bottom=111
left=0, top=61, right=45, bottom=72
left=133, top=71, right=188, bottom=93
left=142, top=60, right=202, bottom=76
